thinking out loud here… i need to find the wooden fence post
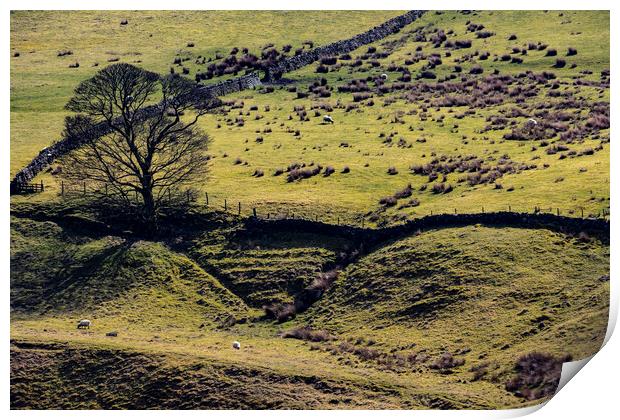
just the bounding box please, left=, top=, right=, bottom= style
left=105, top=183, right=108, bottom=196
left=508, top=205, right=511, bottom=212
left=61, top=181, right=64, bottom=197
left=253, top=207, right=257, bottom=217
left=224, top=199, right=227, bottom=211
left=238, top=202, right=241, bottom=215
left=205, top=192, right=209, bottom=206
left=83, top=182, right=86, bottom=195
left=186, top=190, right=190, bottom=204
left=40, top=180, right=44, bottom=192
left=481, top=206, right=484, bottom=213
left=556, top=208, right=560, bottom=216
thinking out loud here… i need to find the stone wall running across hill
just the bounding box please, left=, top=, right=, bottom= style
left=264, top=10, right=426, bottom=80
left=12, top=11, right=424, bottom=187
left=246, top=212, right=610, bottom=246
left=11, top=73, right=261, bottom=187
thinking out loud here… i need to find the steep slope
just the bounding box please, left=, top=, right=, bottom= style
left=11, top=216, right=248, bottom=329
left=300, top=226, right=608, bottom=395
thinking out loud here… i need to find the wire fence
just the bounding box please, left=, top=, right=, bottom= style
left=13, top=179, right=611, bottom=226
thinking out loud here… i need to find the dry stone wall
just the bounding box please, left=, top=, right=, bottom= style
left=11, top=73, right=261, bottom=186
left=12, top=10, right=424, bottom=186
left=246, top=212, right=610, bottom=245
left=264, top=10, right=426, bottom=80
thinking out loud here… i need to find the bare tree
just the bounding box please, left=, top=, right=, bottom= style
left=60, top=63, right=212, bottom=230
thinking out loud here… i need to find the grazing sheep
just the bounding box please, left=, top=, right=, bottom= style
left=232, top=341, right=241, bottom=350
left=381, top=73, right=388, bottom=80
left=527, top=118, right=538, bottom=126
left=77, top=319, right=91, bottom=329
left=323, top=115, right=334, bottom=124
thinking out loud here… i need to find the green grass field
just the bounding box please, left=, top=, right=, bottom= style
left=11, top=10, right=609, bottom=222
left=10, top=10, right=610, bottom=409
left=10, top=206, right=609, bottom=409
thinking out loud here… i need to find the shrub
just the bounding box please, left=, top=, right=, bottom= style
left=567, top=47, right=578, bottom=56
left=387, top=166, right=398, bottom=175
left=429, top=353, right=465, bottom=372
left=476, top=31, right=494, bottom=39
left=187, top=42, right=195, bottom=48
left=407, top=198, right=420, bottom=207
left=263, top=303, right=296, bottom=322
left=379, top=196, right=397, bottom=207
left=505, top=352, right=571, bottom=401
left=432, top=183, right=453, bottom=194
left=282, top=326, right=331, bottom=342
left=470, top=362, right=490, bottom=381
left=394, top=184, right=413, bottom=199
left=68, top=62, right=80, bottom=68
left=586, top=114, right=609, bottom=129
left=316, top=64, right=329, bottom=73
left=508, top=34, right=518, bottom=40
left=455, top=39, right=472, bottom=49
left=419, top=70, right=436, bottom=79
left=57, top=49, right=73, bottom=57
left=341, top=166, right=350, bottom=173
left=353, top=92, right=372, bottom=102
left=252, top=169, right=264, bottom=177
left=469, top=65, right=484, bottom=74
left=553, top=59, right=566, bottom=68
left=545, top=48, right=557, bottom=57
left=323, top=166, right=335, bottom=177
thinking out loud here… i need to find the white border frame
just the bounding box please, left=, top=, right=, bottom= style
left=3, top=2, right=617, bottom=418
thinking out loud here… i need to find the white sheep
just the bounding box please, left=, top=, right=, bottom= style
left=527, top=118, right=538, bottom=125
left=232, top=341, right=241, bottom=350
left=323, top=115, right=334, bottom=124
left=381, top=73, right=388, bottom=80
left=77, top=319, right=91, bottom=329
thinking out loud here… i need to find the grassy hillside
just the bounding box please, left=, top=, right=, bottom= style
left=11, top=10, right=609, bottom=224
left=10, top=10, right=401, bottom=175
left=303, top=226, right=609, bottom=371
left=10, top=9, right=610, bottom=410
left=10, top=209, right=609, bottom=409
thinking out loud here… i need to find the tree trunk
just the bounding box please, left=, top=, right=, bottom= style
left=140, top=186, right=158, bottom=235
